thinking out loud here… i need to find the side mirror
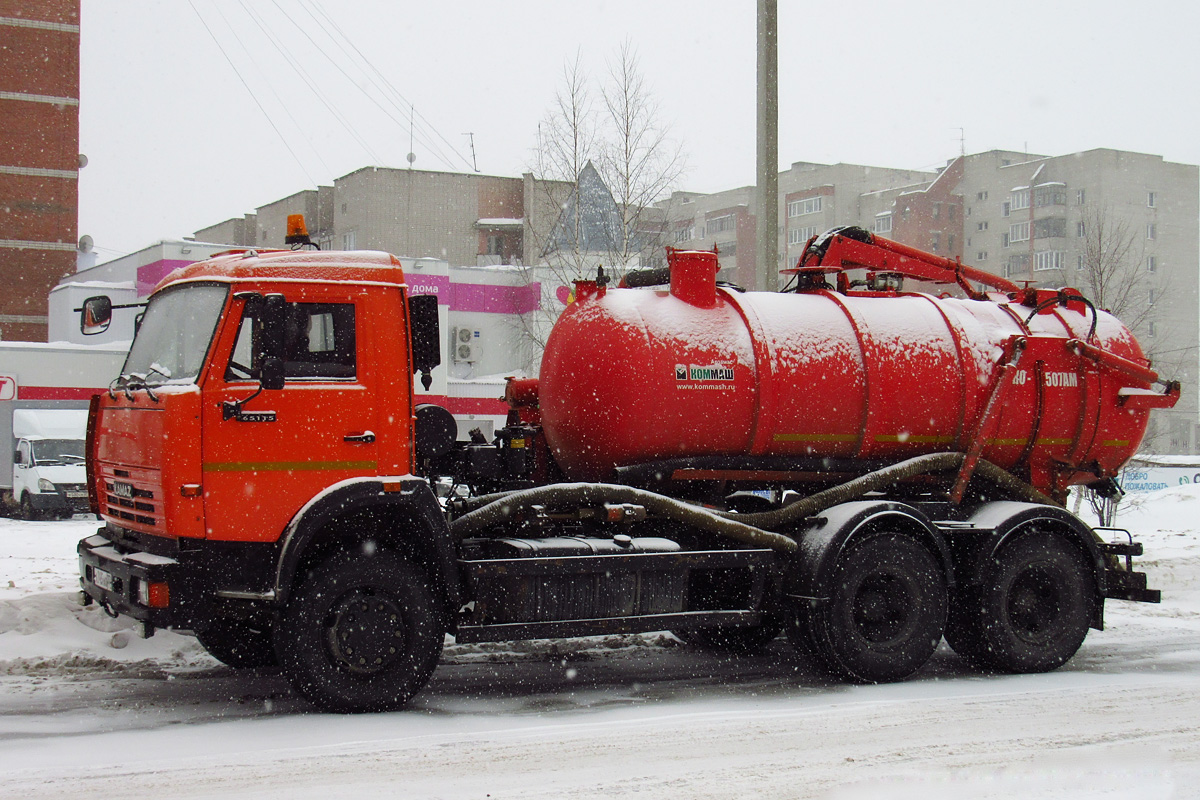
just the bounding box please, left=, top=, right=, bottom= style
left=260, top=356, right=285, bottom=391
left=80, top=296, right=113, bottom=335
left=259, top=293, right=288, bottom=361
left=13, top=449, right=23, bottom=466
left=409, top=294, right=441, bottom=390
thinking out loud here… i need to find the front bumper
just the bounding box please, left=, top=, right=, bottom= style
left=31, top=489, right=91, bottom=514
left=77, top=532, right=180, bottom=636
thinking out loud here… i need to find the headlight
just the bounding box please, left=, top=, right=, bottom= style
left=38, top=478, right=56, bottom=492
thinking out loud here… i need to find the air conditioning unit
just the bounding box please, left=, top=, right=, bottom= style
left=452, top=326, right=482, bottom=363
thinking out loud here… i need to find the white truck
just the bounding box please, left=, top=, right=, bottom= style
left=5, top=408, right=89, bottom=519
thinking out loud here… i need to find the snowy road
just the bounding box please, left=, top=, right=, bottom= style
left=2, top=491, right=1199, bottom=799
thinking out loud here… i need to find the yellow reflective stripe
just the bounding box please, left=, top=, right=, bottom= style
left=203, top=460, right=377, bottom=473
left=873, top=434, right=954, bottom=444
left=773, top=433, right=858, bottom=443
left=1103, top=440, right=1131, bottom=447
left=1034, top=438, right=1073, bottom=446
left=988, top=438, right=1029, bottom=446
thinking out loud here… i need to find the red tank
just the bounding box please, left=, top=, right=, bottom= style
left=538, top=248, right=1174, bottom=496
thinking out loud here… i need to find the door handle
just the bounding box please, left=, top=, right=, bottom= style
left=344, top=431, right=376, bottom=444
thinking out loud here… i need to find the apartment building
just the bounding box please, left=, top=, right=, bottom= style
left=0, top=0, right=81, bottom=342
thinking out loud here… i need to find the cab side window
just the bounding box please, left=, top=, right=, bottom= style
left=283, top=303, right=356, bottom=379
left=225, top=301, right=356, bottom=382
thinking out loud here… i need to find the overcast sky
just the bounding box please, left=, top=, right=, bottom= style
left=78, top=0, right=1200, bottom=260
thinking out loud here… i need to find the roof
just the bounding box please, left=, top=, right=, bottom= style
left=155, top=249, right=407, bottom=293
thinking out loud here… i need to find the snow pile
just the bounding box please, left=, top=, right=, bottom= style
left=0, top=518, right=209, bottom=674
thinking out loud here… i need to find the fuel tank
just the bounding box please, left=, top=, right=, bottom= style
left=538, top=249, right=1164, bottom=494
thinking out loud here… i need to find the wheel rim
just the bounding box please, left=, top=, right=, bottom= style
left=324, top=588, right=408, bottom=675
left=1006, top=565, right=1061, bottom=643
left=850, top=571, right=913, bottom=644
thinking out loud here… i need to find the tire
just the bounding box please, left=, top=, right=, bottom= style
left=276, top=552, right=444, bottom=713
left=946, top=531, right=1091, bottom=674
left=19, top=493, right=39, bottom=521
left=788, top=532, right=947, bottom=683
left=674, top=617, right=784, bottom=654
left=196, top=619, right=278, bottom=669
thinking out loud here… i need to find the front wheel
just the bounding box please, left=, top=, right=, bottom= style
left=19, top=493, right=39, bottom=521
left=946, top=531, right=1092, bottom=673
left=276, top=552, right=444, bottom=712
left=788, top=532, right=947, bottom=683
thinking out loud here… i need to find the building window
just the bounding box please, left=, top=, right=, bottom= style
left=1034, top=187, right=1066, bottom=207
left=1035, top=251, right=1065, bottom=271
left=708, top=214, right=735, bottom=234
left=1148, top=191, right=1157, bottom=208
left=932, top=204, right=940, bottom=219
left=976, top=190, right=989, bottom=201
left=947, top=234, right=955, bottom=251
left=1077, top=221, right=1086, bottom=238
left=788, top=226, right=818, bottom=245
left=874, top=214, right=892, bottom=234
left=1148, top=255, right=1157, bottom=272
left=1149, top=321, right=1157, bottom=337
left=342, top=230, right=356, bottom=250
left=1011, top=190, right=1030, bottom=211
left=787, top=197, right=822, bottom=217
left=1077, top=255, right=1085, bottom=271
left=1147, top=223, right=1157, bottom=240
left=1075, top=189, right=1086, bottom=205
left=1010, top=222, right=1030, bottom=243
left=1005, top=253, right=1030, bottom=277
left=487, top=235, right=504, bottom=256
left=977, top=221, right=989, bottom=231
left=931, top=233, right=941, bottom=252
left=948, top=205, right=956, bottom=221
left=341, top=202, right=348, bottom=214
left=1002, top=201, right=1011, bottom=217
left=1033, top=217, right=1067, bottom=239
left=1149, top=288, right=1156, bottom=306
left=674, top=226, right=694, bottom=243
left=1001, top=233, right=1010, bottom=248
left=976, top=251, right=988, bottom=261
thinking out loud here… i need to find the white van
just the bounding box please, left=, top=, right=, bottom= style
left=10, top=409, right=89, bottom=519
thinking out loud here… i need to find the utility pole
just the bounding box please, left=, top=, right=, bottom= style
left=755, top=0, right=779, bottom=291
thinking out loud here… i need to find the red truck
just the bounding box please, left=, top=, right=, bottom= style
left=76, top=223, right=1175, bottom=711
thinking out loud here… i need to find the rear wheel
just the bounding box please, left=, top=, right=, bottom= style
left=276, top=552, right=444, bottom=712
left=789, top=532, right=946, bottom=683
left=197, top=619, right=278, bottom=669
left=947, top=531, right=1092, bottom=673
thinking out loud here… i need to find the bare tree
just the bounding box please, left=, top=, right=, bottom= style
left=530, top=52, right=597, bottom=279
left=515, top=47, right=687, bottom=373
left=1076, top=202, right=1157, bottom=330
left=598, top=41, right=686, bottom=269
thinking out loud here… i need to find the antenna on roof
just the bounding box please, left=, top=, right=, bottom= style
left=407, top=105, right=416, bottom=169
left=463, top=132, right=479, bottom=172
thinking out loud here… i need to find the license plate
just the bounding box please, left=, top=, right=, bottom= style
left=66, top=491, right=88, bottom=499
left=92, top=567, right=115, bottom=592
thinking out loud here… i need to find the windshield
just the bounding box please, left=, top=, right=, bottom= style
left=31, top=439, right=86, bottom=466
left=122, top=284, right=229, bottom=385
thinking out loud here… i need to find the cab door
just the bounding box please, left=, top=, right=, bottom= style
left=201, top=286, right=379, bottom=544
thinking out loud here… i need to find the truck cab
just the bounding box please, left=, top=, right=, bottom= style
left=77, top=248, right=445, bottom=647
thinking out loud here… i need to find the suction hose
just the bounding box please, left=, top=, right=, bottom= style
left=448, top=453, right=1060, bottom=554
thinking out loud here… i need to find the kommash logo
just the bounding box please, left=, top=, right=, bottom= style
left=675, top=363, right=735, bottom=390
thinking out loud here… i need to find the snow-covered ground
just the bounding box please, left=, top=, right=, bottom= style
left=1, top=488, right=1199, bottom=799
